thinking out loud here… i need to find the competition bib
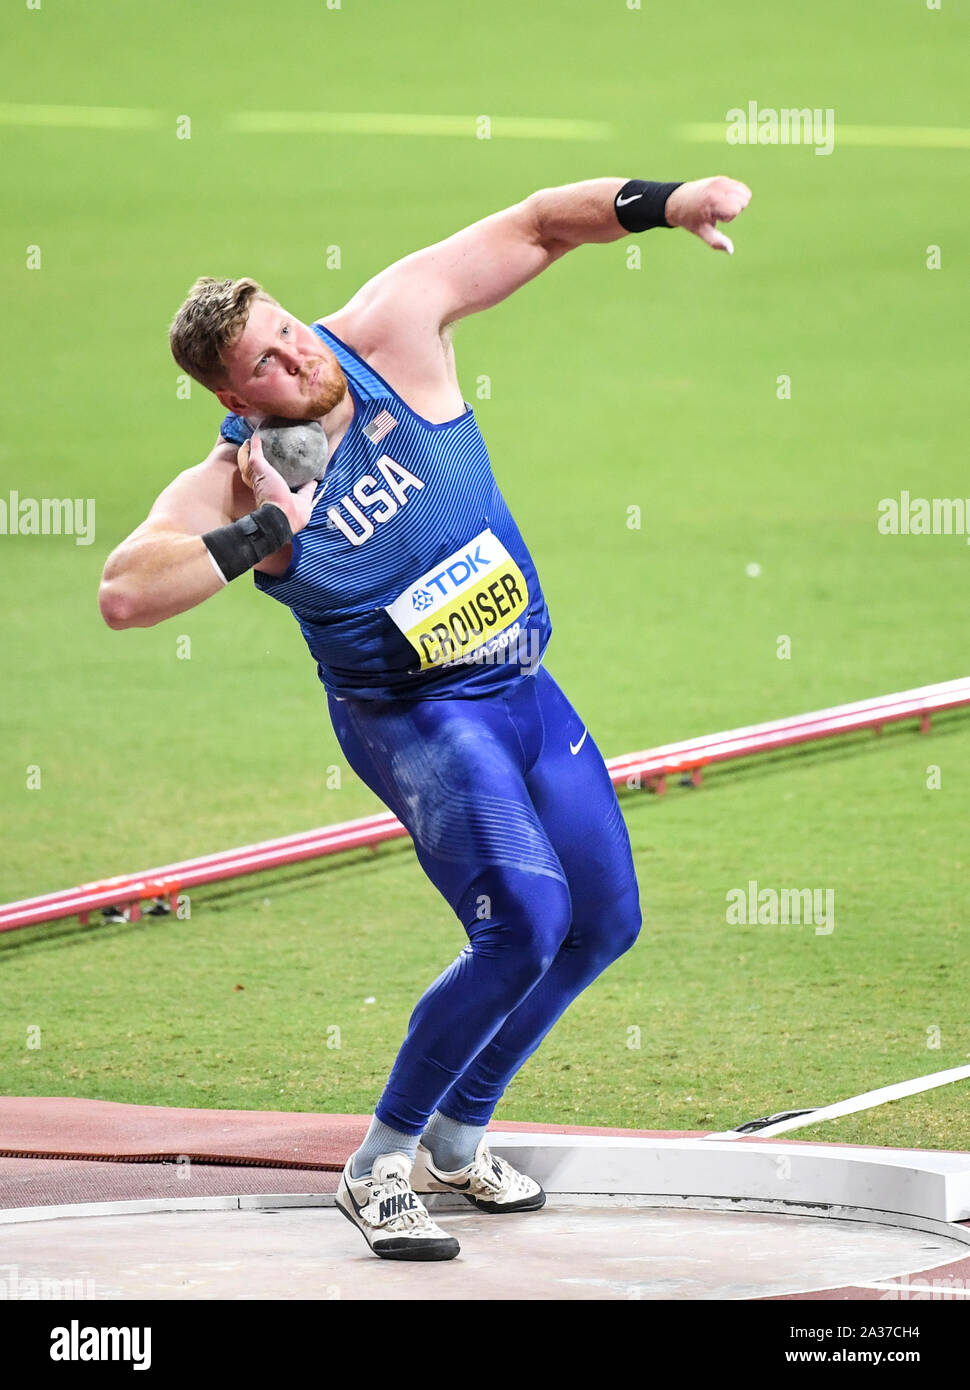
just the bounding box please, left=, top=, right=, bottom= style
left=385, top=528, right=530, bottom=669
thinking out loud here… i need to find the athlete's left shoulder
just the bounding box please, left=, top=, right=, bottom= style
left=313, top=302, right=411, bottom=364
left=312, top=306, right=366, bottom=351
left=313, top=302, right=463, bottom=423
left=315, top=262, right=443, bottom=353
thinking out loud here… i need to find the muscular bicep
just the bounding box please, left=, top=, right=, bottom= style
left=344, top=195, right=572, bottom=334
left=99, top=437, right=260, bottom=630
left=140, top=437, right=246, bottom=539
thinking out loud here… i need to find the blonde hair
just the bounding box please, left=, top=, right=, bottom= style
left=169, top=276, right=279, bottom=390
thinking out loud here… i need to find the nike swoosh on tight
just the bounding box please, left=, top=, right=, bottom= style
left=616, top=193, right=642, bottom=207
left=569, top=728, right=588, bottom=755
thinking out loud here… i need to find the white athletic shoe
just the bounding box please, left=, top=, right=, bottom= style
left=411, top=1138, right=546, bottom=1213
left=334, top=1151, right=460, bottom=1261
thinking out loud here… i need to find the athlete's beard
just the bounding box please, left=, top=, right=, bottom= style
left=302, top=359, right=348, bottom=418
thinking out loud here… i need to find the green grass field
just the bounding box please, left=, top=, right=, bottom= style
left=1, top=0, right=968, bottom=1151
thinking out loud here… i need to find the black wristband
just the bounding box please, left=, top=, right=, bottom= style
left=202, top=503, right=293, bottom=583
left=614, top=180, right=684, bottom=232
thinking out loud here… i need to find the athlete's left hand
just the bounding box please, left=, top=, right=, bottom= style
left=664, top=177, right=752, bottom=255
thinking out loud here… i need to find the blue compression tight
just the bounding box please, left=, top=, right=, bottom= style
left=327, top=664, right=642, bottom=1132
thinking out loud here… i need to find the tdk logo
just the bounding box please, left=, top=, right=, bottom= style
left=411, top=587, right=435, bottom=612
left=412, top=544, right=491, bottom=608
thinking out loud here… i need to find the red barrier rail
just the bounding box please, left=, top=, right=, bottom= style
left=607, top=676, right=970, bottom=793
left=2, top=677, right=968, bottom=933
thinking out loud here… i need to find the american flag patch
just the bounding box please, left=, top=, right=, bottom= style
left=363, top=409, right=397, bottom=443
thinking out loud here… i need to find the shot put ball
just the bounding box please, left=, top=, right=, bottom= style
left=254, top=417, right=330, bottom=489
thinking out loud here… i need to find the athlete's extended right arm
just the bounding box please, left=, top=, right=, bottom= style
left=98, top=435, right=313, bottom=630
left=98, top=440, right=245, bottom=629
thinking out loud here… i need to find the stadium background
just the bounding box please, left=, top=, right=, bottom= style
left=1, top=0, right=967, bottom=1148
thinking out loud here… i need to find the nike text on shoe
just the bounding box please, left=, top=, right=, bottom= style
left=411, top=1138, right=546, bottom=1214
left=335, top=1151, right=460, bottom=1260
